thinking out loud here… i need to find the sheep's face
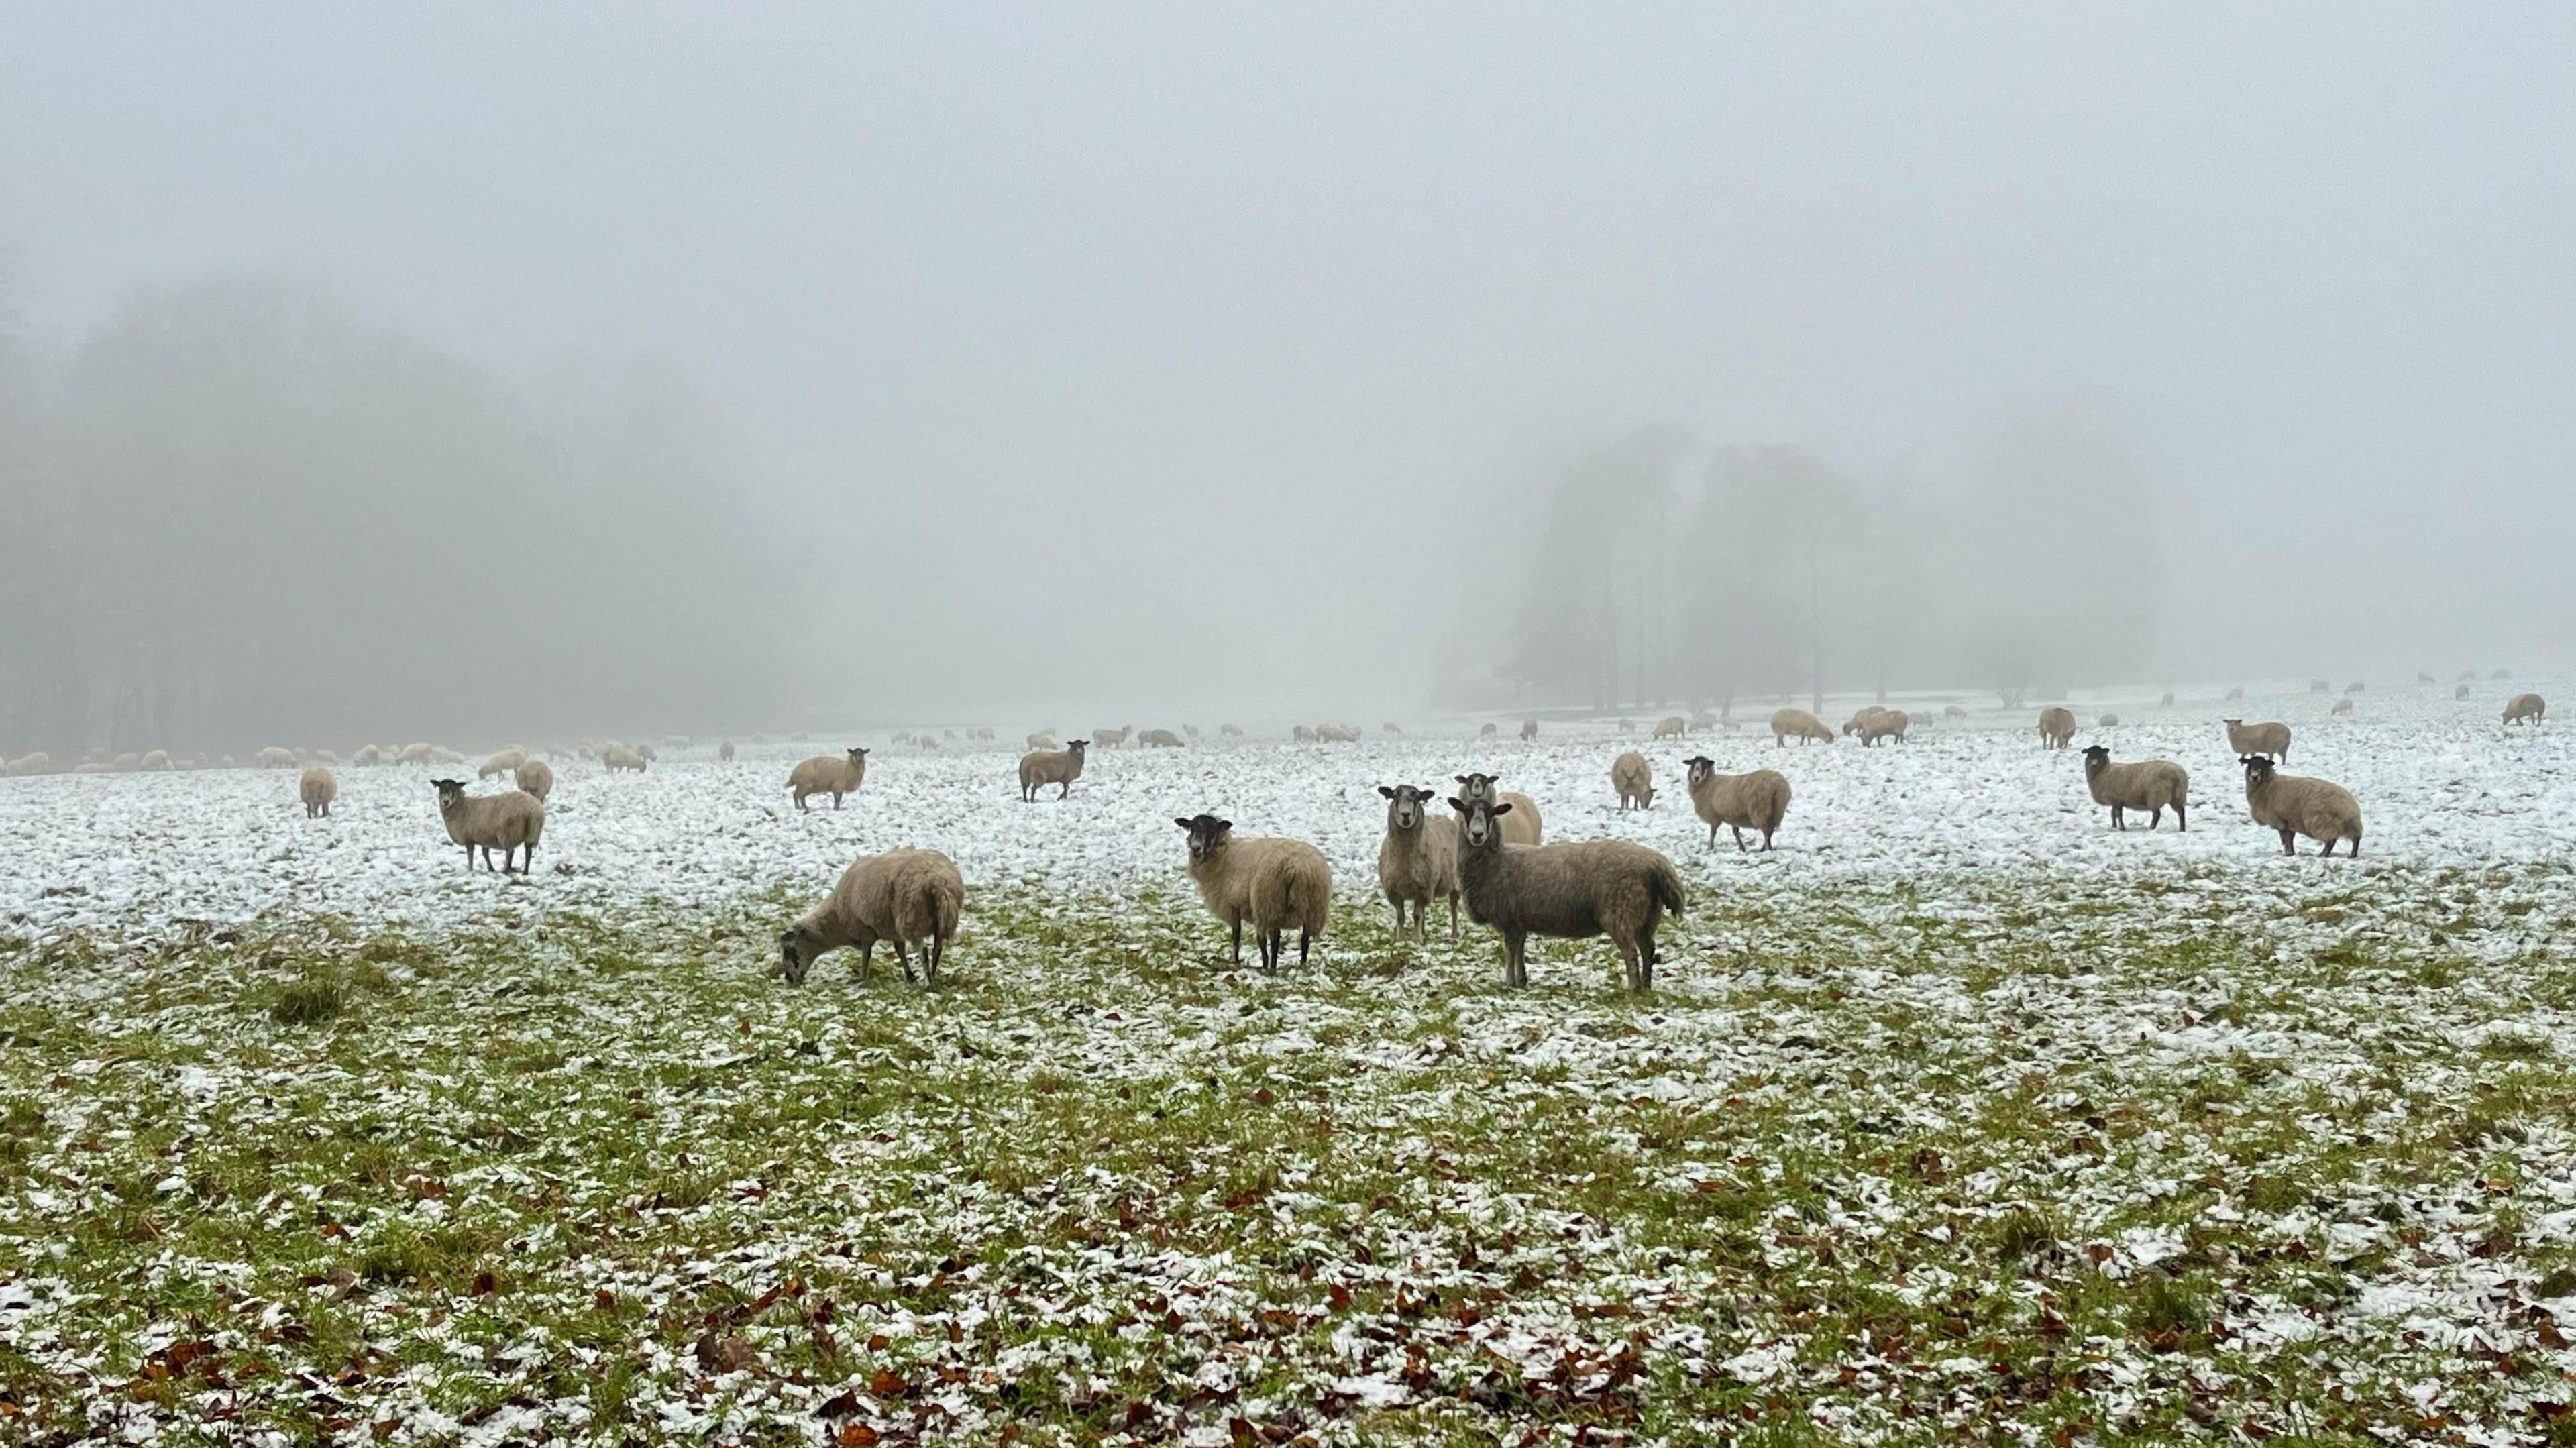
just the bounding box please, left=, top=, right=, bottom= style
left=1175, top=814, right=1233, bottom=862
left=1633, top=786, right=1654, bottom=808
left=2081, top=744, right=2112, bottom=778
left=1454, top=798, right=1513, bottom=850
left=2241, top=755, right=2275, bottom=787
left=432, top=779, right=466, bottom=812
left=1454, top=773, right=1499, bottom=807
left=846, top=748, right=868, bottom=765
left=1379, top=785, right=1432, bottom=832
left=1067, top=740, right=1089, bottom=756
left=778, top=925, right=830, bottom=985
left=1684, top=755, right=1715, bottom=789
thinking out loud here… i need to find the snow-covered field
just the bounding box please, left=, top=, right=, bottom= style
left=3, top=680, right=2573, bottom=1444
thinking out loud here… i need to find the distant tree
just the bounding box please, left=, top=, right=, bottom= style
left=1500, top=426, right=1690, bottom=710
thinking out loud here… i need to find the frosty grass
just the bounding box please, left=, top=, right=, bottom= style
left=4, top=685, right=2574, bottom=1445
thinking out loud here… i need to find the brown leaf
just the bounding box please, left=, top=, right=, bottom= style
left=869, top=1368, right=907, bottom=1399
left=835, top=1425, right=879, bottom=1447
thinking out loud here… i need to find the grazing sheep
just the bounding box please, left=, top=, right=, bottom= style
left=1943, top=704, right=1967, bottom=720
left=299, top=766, right=337, bottom=818
left=1221, top=724, right=1243, bottom=739
left=1026, top=732, right=1057, bottom=750
left=1018, top=740, right=1089, bottom=801
left=431, top=779, right=545, bottom=873
left=515, top=758, right=555, bottom=801
left=1770, top=708, right=1835, bottom=746
left=2344, top=681, right=2365, bottom=695
left=1138, top=728, right=1185, bottom=748
left=2036, top=708, right=2077, bottom=749
left=2097, top=713, right=2119, bottom=728
left=778, top=848, right=966, bottom=988
left=2240, top=756, right=2362, bottom=857
left=256, top=746, right=297, bottom=769
left=1094, top=726, right=1131, bottom=749
left=1858, top=710, right=1910, bottom=747
left=2504, top=693, right=2546, bottom=726
left=2330, top=698, right=2353, bottom=716
left=2456, top=683, right=2472, bottom=700
left=1521, top=718, right=1539, bottom=742
left=111, top=752, right=142, bottom=772
left=2226, top=686, right=2245, bottom=702
left=1618, top=718, right=1636, bottom=735
left=1319, top=723, right=1364, bottom=743
left=1382, top=722, right=1403, bottom=738
left=1691, top=710, right=1719, bottom=730
left=1841, top=708, right=1883, bottom=738
left=1479, top=722, right=1500, bottom=739
left=719, top=740, right=736, bottom=761
left=1452, top=773, right=1542, bottom=844
left=1375, top=785, right=1460, bottom=940
left=917, top=735, right=941, bottom=751
left=2159, top=691, right=2176, bottom=708
left=1175, top=814, right=1333, bottom=971
left=478, top=748, right=527, bottom=781
left=1293, top=726, right=1316, bottom=742
left=2221, top=718, right=2292, bottom=761
left=1448, top=795, right=1684, bottom=991
left=1652, top=716, right=1687, bottom=740
left=634, top=744, right=658, bottom=763
left=396, top=743, right=435, bottom=765
left=1683, top=755, right=1792, bottom=852
left=788, top=748, right=869, bottom=811
left=602, top=744, right=649, bottom=773
left=1611, top=751, right=1655, bottom=810
left=2079, top=745, right=2188, bottom=832
left=138, top=749, right=170, bottom=771
left=352, top=744, right=382, bottom=767
left=7, top=753, right=49, bottom=776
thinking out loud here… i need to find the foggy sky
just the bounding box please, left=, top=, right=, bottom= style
left=6, top=3, right=2572, bottom=724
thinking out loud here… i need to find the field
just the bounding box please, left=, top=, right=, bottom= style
left=4, top=683, right=2575, bottom=1446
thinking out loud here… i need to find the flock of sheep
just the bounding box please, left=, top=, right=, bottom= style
left=3, top=682, right=2550, bottom=992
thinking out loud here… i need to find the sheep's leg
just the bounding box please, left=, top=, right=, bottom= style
left=1057, top=782, right=1071, bottom=799
left=856, top=940, right=875, bottom=983
left=1762, top=827, right=1776, bottom=850
left=1447, top=893, right=1459, bottom=941
left=1613, top=932, right=1641, bottom=992
left=2175, top=804, right=2187, bottom=832
left=1229, top=917, right=1243, bottom=965
left=833, top=792, right=844, bottom=810
left=892, top=940, right=916, bottom=985
left=2277, top=828, right=2296, bottom=856
left=1298, top=928, right=1313, bottom=969
left=1504, top=930, right=1527, bottom=989
left=2112, top=805, right=2125, bottom=831
left=1731, top=824, right=1748, bottom=852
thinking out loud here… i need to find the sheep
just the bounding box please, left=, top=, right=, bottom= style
left=1381, top=722, right=1403, bottom=738
left=396, top=743, right=435, bottom=765
left=1375, top=784, right=1460, bottom=940
left=917, top=735, right=942, bottom=751
left=2457, top=669, right=2477, bottom=681
left=2344, top=681, right=2365, bottom=695
left=1293, top=725, right=1316, bottom=742
left=1220, top=724, right=1243, bottom=739
left=6, top=753, right=48, bottom=777
left=1018, top=740, right=1089, bottom=801
left=1841, top=708, right=1883, bottom=738
left=2079, top=745, right=2187, bottom=831
left=2097, top=713, right=2119, bottom=728
left=1452, top=773, right=1542, bottom=844
left=1652, top=716, right=1687, bottom=740
left=2492, top=669, right=2513, bottom=680
left=1770, top=708, right=1835, bottom=746
left=2036, top=708, right=2077, bottom=749
left=140, top=750, right=170, bottom=771
left=1184, top=724, right=1201, bottom=740
left=2221, top=718, right=2292, bottom=761
left=111, top=752, right=142, bottom=772
left=1618, top=718, right=1636, bottom=734
left=1611, top=751, right=1654, bottom=810
left=719, top=740, right=736, bottom=761
left=634, top=744, right=658, bottom=763
left=2240, top=756, right=2362, bottom=857
left=1682, top=755, right=1792, bottom=852
left=2159, top=691, right=2176, bottom=708
left=478, top=747, right=527, bottom=781
left=352, top=744, right=382, bottom=767
left=788, top=748, right=869, bottom=811
left=1858, top=710, right=1910, bottom=747
left=2504, top=693, right=2546, bottom=727
left=602, top=744, right=649, bottom=773
left=1320, top=723, right=1364, bottom=743
left=2419, top=671, right=2438, bottom=684
left=2330, top=698, right=2353, bottom=716
left=1138, top=728, right=1185, bottom=748
left=515, top=758, right=555, bottom=801
left=1691, top=709, right=1719, bottom=730
left=1447, top=794, right=1684, bottom=991
left=778, top=848, right=965, bottom=988
left=1521, top=718, right=1539, bottom=742
left=2456, top=683, right=2472, bottom=700
left=431, top=779, right=545, bottom=873
left=1175, top=814, right=1332, bottom=971
left=1942, top=704, right=1967, bottom=720
left=2226, top=686, right=2245, bottom=702
left=1094, top=726, right=1131, bottom=749
left=299, top=765, right=337, bottom=818
left=256, top=746, right=297, bottom=769
left=1479, top=722, right=1500, bottom=739
left=1026, top=731, right=1057, bottom=750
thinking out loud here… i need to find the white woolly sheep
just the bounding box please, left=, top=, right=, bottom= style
left=1375, top=784, right=1460, bottom=940
left=779, top=848, right=965, bottom=987
left=256, top=746, right=297, bottom=769
left=1026, top=731, right=1057, bottom=750
left=788, top=748, right=869, bottom=810
left=2079, top=745, right=2187, bottom=832
left=1683, top=755, right=1791, bottom=852
left=2222, top=718, right=2292, bottom=762
left=2240, top=756, right=2362, bottom=857
left=1381, top=722, right=1403, bottom=738
left=2455, top=683, right=2471, bottom=700
left=1521, top=718, right=1539, bottom=742
left=602, top=744, right=649, bottom=773
left=515, top=758, right=555, bottom=801
left=1018, top=740, right=1088, bottom=801
left=1293, top=725, right=1316, bottom=742
left=2226, top=686, right=2245, bottom=702
left=352, top=745, right=382, bottom=767
left=1611, top=751, right=1654, bottom=810
left=719, top=740, right=736, bottom=761
left=140, top=750, right=170, bottom=771
left=1175, top=814, right=1333, bottom=971
left=478, top=748, right=527, bottom=781
left=1138, top=728, right=1185, bottom=748
left=432, top=778, right=545, bottom=873
left=1448, top=795, right=1684, bottom=991
left=2330, top=698, right=2353, bottom=716
left=1858, top=710, right=1909, bottom=747
left=2344, top=681, right=2365, bottom=695
left=1452, top=773, right=1542, bottom=844
left=1479, top=722, right=1500, bottom=739
left=2159, top=692, right=2176, bottom=708
left=299, top=765, right=337, bottom=818
left=1943, top=704, right=1967, bottom=720
left=1771, top=708, right=1835, bottom=747
left=2097, top=713, right=2119, bottom=728
left=1652, top=716, right=1687, bottom=740
left=1093, top=726, right=1131, bottom=748
left=2036, top=708, right=2077, bottom=750
left=2504, top=693, right=2546, bottom=727
left=1221, top=724, right=1243, bottom=739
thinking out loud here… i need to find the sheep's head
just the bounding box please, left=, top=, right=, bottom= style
left=1378, top=784, right=1433, bottom=831
left=1451, top=796, right=1513, bottom=850
left=1684, top=755, right=1715, bottom=788
left=846, top=748, right=869, bottom=765
left=2220, top=717, right=2243, bottom=729
left=2082, top=744, right=2111, bottom=775
left=432, top=779, right=466, bottom=811
left=777, top=923, right=830, bottom=985
left=2241, top=755, right=2275, bottom=786
left=1174, top=814, right=1232, bottom=862
left=1453, top=772, right=1499, bottom=807
left=1067, top=740, right=1089, bottom=755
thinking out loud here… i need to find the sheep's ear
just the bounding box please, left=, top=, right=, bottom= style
left=1377, top=785, right=1395, bottom=799
left=1216, top=819, right=1232, bottom=832
left=1445, top=796, right=1467, bottom=812
left=1454, top=774, right=1471, bottom=785
left=1491, top=801, right=1513, bottom=816
left=1174, top=817, right=1193, bottom=830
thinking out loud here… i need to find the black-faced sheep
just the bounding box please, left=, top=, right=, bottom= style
left=432, top=779, right=545, bottom=873
left=1175, top=814, right=1332, bottom=971
left=1683, top=755, right=1791, bottom=852
left=1448, top=795, right=1683, bottom=991
left=1610, top=751, right=1655, bottom=810
left=2240, top=756, right=2362, bottom=857
left=2222, top=718, right=2291, bottom=762
left=1375, top=785, right=1460, bottom=940
left=780, top=848, right=965, bottom=987
left=2080, top=745, right=2187, bottom=832
left=1018, top=740, right=1088, bottom=801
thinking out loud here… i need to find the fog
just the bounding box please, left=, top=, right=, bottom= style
left=4, top=5, right=2571, bottom=750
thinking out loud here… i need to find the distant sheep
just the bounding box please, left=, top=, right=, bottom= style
left=1479, top=722, right=1499, bottom=739
left=2241, top=756, right=2361, bottom=857
left=2080, top=745, right=2186, bottom=832
left=1293, top=726, right=1316, bottom=742
left=1448, top=794, right=1683, bottom=991
left=1138, top=728, right=1185, bottom=748
left=2097, top=713, right=2119, bottom=728
left=2330, top=698, right=2353, bottom=716
left=2226, top=686, right=2245, bottom=702
left=515, top=758, right=555, bottom=801
left=1026, top=731, right=1057, bottom=750
left=602, top=744, right=649, bottom=773
left=1770, top=708, right=1835, bottom=747
left=432, top=778, right=545, bottom=873
left=1175, top=814, right=1332, bottom=971
left=788, top=748, right=869, bottom=811
left=2159, top=692, right=2175, bottom=708
left=1521, top=718, right=1539, bottom=742
left=1942, top=704, right=1967, bottom=720
left=352, top=745, right=382, bottom=767
left=1094, top=726, right=1132, bottom=749
left=2344, top=681, right=2365, bottom=695
left=111, top=753, right=140, bottom=772
left=478, top=748, right=527, bottom=781
left=1857, top=710, right=1909, bottom=747
left=2492, top=669, right=2512, bottom=680
left=5, top=753, right=50, bottom=777
left=256, top=746, right=297, bottom=769
left=634, top=744, right=657, bottom=763
left=1611, top=751, right=1654, bottom=810
left=1375, top=785, right=1460, bottom=940
left=2457, top=669, right=2477, bottom=681
left=1618, top=718, right=1635, bottom=734
left=1018, top=740, right=1088, bottom=801
left=2456, top=683, right=2472, bottom=700
left=299, top=766, right=337, bottom=818
left=1220, top=724, right=1243, bottom=739
left=140, top=750, right=170, bottom=771
left=2418, top=671, right=2437, bottom=684
left=2309, top=679, right=2330, bottom=693
left=1683, top=755, right=1792, bottom=852
left=2504, top=693, right=2546, bottom=727
left=1652, top=716, right=1687, bottom=740
left=719, top=740, right=736, bottom=761
left=1318, top=723, right=1364, bottom=743
left=2036, top=708, right=2077, bottom=749
left=1184, top=725, right=1201, bottom=740
left=779, top=848, right=965, bottom=988
left=2221, top=718, right=2292, bottom=762
left=1381, top=722, right=1403, bottom=738
left=1452, top=772, right=1542, bottom=844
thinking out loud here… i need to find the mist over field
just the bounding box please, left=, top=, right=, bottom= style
left=4, top=5, right=2571, bottom=741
